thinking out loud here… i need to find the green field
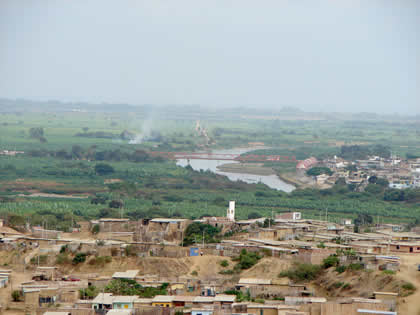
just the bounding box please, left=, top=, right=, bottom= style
left=0, top=101, right=419, bottom=231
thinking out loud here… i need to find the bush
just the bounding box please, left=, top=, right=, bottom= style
left=382, top=270, right=395, bottom=275
left=191, top=270, right=198, bottom=276
left=279, top=263, right=322, bottom=282
left=220, top=260, right=229, bottom=267
left=219, top=270, right=234, bottom=275
left=11, top=290, right=22, bottom=302
left=79, top=286, right=99, bottom=299
left=333, top=282, right=344, bottom=288
left=234, top=249, right=261, bottom=270
left=248, top=212, right=261, bottom=219
left=91, top=224, right=100, bottom=234
left=317, top=242, right=326, bottom=248
left=72, top=253, right=87, bottom=265
left=124, top=245, right=136, bottom=257
left=105, top=279, right=168, bottom=297
left=95, top=163, right=114, bottom=175
left=347, top=263, right=363, bottom=271
left=335, top=265, right=347, bottom=273
left=402, top=282, right=416, bottom=291
left=322, top=255, right=339, bottom=269
left=342, top=283, right=351, bottom=289
left=60, top=245, right=69, bottom=253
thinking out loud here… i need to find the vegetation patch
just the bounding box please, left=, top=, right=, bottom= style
left=279, top=263, right=322, bottom=282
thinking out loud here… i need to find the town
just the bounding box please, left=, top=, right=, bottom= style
left=0, top=200, right=418, bottom=315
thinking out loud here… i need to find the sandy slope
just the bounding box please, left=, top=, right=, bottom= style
left=396, top=254, right=420, bottom=315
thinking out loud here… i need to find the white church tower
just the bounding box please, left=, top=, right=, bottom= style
left=227, top=201, right=235, bottom=221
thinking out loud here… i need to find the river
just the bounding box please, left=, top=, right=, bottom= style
left=176, top=147, right=295, bottom=192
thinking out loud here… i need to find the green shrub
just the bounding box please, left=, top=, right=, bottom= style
left=322, top=255, right=339, bottom=269
left=402, top=282, right=416, bottom=291
left=105, top=279, right=168, bottom=297
left=317, top=242, right=326, bottom=248
left=219, top=270, right=234, bottom=275
left=11, top=290, right=22, bottom=302
left=191, top=270, right=198, bottom=276
left=335, top=265, right=347, bottom=273
left=60, top=245, right=69, bottom=253
left=333, top=282, right=344, bottom=288
left=234, top=249, right=261, bottom=270
left=279, top=263, right=322, bottom=282
left=342, top=283, right=351, bottom=289
left=124, top=245, right=136, bottom=256
left=382, top=270, right=395, bottom=275
left=79, top=286, right=99, bottom=299
left=91, top=224, right=100, bottom=234
left=220, top=260, right=229, bottom=267
left=72, top=253, right=87, bottom=265
left=347, top=263, right=363, bottom=271
left=224, top=289, right=250, bottom=302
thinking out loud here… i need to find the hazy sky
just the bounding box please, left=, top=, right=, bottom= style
left=0, top=1, right=418, bottom=113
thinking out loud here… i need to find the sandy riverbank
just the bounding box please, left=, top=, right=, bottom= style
left=216, top=163, right=276, bottom=176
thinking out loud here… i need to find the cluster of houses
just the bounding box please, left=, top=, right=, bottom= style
left=0, top=202, right=415, bottom=315
left=0, top=150, right=24, bottom=156
left=299, top=155, right=420, bottom=190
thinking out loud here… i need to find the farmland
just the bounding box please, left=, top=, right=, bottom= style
left=0, top=100, right=419, bottom=230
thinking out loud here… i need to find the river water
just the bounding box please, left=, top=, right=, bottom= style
left=176, top=147, right=295, bottom=192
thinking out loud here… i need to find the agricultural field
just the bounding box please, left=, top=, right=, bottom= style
left=0, top=100, right=419, bottom=231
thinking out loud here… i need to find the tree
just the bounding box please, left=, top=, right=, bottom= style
left=95, top=163, right=114, bottom=175
left=182, top=222, right=220, bottom=246
left=91, top=224, right=100, bottom=234
left=306, top=167, right=333, bottom=177
left=248, top=212, right=261, bottom=219
left=71, top=145, right=84, bottom=159
left=263, top=218, right=275, bottom=228
left=384, top=189, right=405, bottom=201
left=29, top=127, right=44, bottom=139
left=354, top=213, right=373, bottom=226
left=368, top=176, right=378, bottom=184
left=98, top=208, right=120, bottom=218
left=109, top=200, right=123, bottom=209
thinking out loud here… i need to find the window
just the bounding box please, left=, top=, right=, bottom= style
left=396, top=245, right=400, bottom=250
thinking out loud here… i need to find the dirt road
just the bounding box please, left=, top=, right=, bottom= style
left=397, top=254, right=420, bottom=314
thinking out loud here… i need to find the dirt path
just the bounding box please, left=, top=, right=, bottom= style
left=397, top=254, right=420, bottom=314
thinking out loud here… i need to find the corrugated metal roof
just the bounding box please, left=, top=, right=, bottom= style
left=113, top=296, right=137, bottom=303
left=238, top=278, right=271, bottom=285
left=152, top=295, right=175, bottom=303
left=150, top=218, right=188, bottom=223
left=214, top=294, right=236, bottom=302
left=193, top=296, right=215, bottom=303
left=92, top=293, right=114, bottom=304
left=106, top=310, right=132, bottom=315
left=112, top=270, right=139, bottom=279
